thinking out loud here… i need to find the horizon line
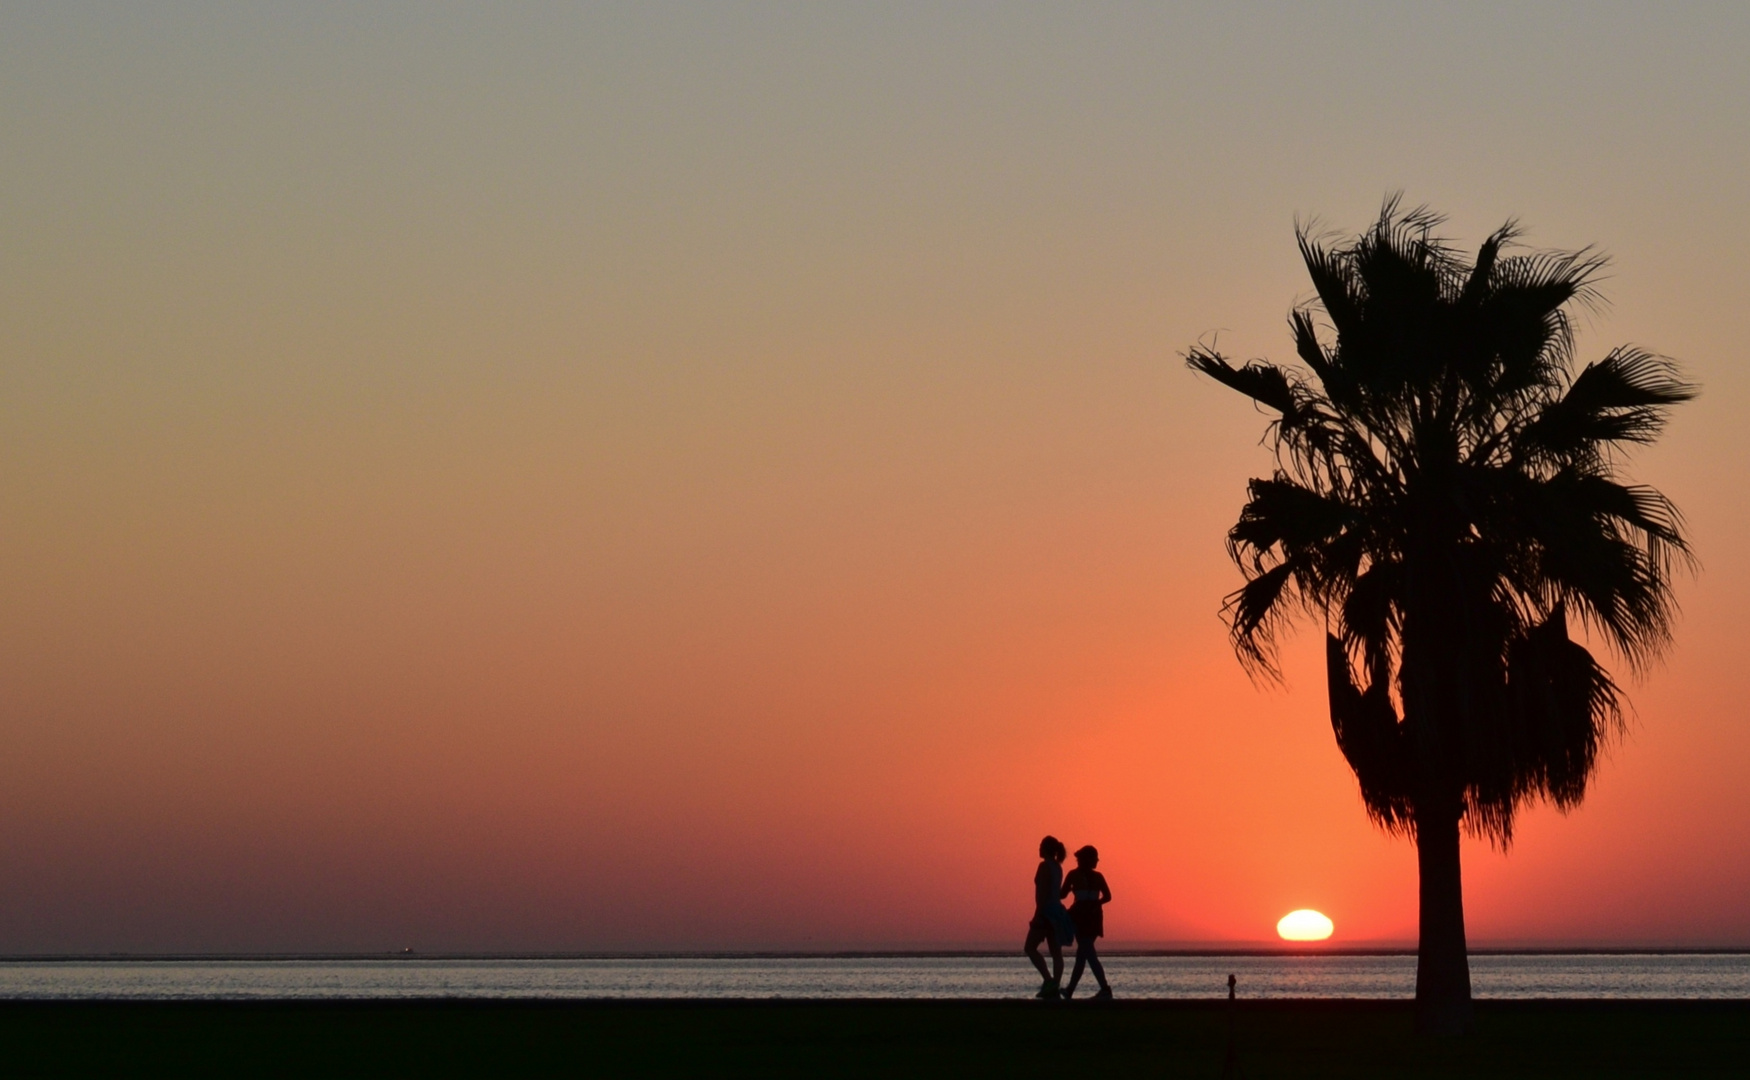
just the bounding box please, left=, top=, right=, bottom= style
left=5, top=946, right=1748, bottom=963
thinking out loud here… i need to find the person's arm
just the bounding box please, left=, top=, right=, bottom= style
left=1098, top=872, right=1112, bottom=905
left=1059, top=869, right=1074, bottom=900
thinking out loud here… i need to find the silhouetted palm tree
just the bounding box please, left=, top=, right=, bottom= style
left=1189, top=200, right=1693, bottom=1034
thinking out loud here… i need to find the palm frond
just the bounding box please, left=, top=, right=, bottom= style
left=1297, top=233, right=1363, bottom=338
left=1489, top=247, right=1608, bottom=315
left=1519, top=477, right=1682, bottom=668
left=1224, top=561, right=1299, bottom=677
left=1326, top=634, right=1414, bottom=834
left=1517, top=347, right=1697, bottom=461
left=1340, top=559, right=1401, bottom=676
left=1507, top=604, right=1622, bottom=808
left=1457, top=222, right=1518, bottom=308
left=1185, top=349, right=1299, bottom=415
left=1290, top=308, right=1338, bottom=385
left=1228, top=477, right=1355, bottom=566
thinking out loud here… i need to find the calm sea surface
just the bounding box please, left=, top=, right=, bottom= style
left=0, top=955, right=1744, bottom=1000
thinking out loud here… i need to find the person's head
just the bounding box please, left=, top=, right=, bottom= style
left=1039, top=836, right=1067, bottom=862
left=1074, top=845, right=1099, bottom=870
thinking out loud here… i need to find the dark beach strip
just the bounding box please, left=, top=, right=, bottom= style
left=2, top=997, right=1745, bottom=1078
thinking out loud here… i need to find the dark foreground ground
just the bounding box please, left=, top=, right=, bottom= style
left=0, top=999, right=1745, bottom=1078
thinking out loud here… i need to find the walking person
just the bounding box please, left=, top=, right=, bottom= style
left=1061, top=845, right=1112, bottom=1000
left=1023, top=836, right=1072, bottom=999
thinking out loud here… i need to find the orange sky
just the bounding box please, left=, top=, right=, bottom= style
left=0, top=4, right=1747, bottom=953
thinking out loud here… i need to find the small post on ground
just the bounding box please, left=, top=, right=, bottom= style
left=1222, top=973, right=1242, bottom=1079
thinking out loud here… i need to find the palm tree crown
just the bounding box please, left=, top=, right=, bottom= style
left=1189, top=201, right=1694, bottom=845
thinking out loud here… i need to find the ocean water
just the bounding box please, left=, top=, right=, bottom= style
left=0, top=954, right=1744, bottom=1000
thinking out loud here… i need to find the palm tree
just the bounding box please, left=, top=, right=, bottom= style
left=1188, top=200, right=1693, bottom=1034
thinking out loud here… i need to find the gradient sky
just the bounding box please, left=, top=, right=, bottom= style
left=2, top=2, right=1747, bottom=953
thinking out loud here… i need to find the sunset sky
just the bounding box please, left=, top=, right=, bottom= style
left=2, top=3, right=1747, bottom=954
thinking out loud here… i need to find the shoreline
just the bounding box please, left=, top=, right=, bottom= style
left=4, top=946, right=1748, bottom=963
left=4, top=996, right=1748, bottom=1006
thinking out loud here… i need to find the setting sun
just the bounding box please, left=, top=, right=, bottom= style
left=1277, top=910, right=1335, bottom=942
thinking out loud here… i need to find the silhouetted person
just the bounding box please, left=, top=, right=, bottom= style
left=1061, top=845, right=1112, bottom=1000
left=1023, top=835, right=1071, bottom=998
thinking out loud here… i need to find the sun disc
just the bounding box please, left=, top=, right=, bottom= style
left=1276, top=909, right=1334, bottom=941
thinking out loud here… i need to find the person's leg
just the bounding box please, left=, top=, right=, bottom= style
left=1065, top=943, right=1090, bottom=997
left=1085, top=938, right=1113, bottom=994
left=1088, top=945, right=1108, bottom=990
left=1024, top=924, right=1051, bottom=981
left=1047, top=936, right=1063, bottom=986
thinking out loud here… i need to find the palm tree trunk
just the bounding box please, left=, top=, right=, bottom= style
left=1413, top=800, right=1473, bottom=1035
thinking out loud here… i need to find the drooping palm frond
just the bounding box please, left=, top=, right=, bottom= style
left=1326, top=634, right=1414, bottom=834
left=1224, top=562, right=1298, bottom=675
left=1506, top=604, right=1622, bottom=808
left=1340, top=558, right=1401, bottom=676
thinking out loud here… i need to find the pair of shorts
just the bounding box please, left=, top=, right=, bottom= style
left=1026, top=910, right=1074, bottom=949
left=1070, top=904, right=1103, bottom=943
